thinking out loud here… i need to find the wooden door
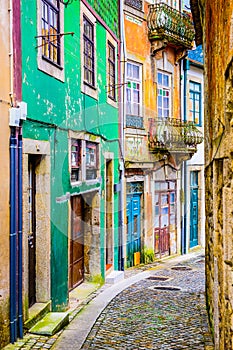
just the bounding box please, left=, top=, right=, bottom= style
left=105, top=160, right=113, bottom=270
left=69, top=196, right=84, bottom=290
left=154, top=181, right=176, bottom=257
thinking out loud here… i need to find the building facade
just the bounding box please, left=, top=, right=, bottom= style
left=182, top=46, right=205, bottom=252
left=191, top=0, right=233, bottom=349
left=1, top=0, right=122, bottom=345
left=121, top=0, right=203, bottom=266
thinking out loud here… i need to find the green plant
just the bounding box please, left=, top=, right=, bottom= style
left=142, top=246, right=155, bottom=264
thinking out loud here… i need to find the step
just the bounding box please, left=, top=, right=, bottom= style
left=29, top=312, right=69, bottom=336
left=24, top=301, right=51, bottom=330
left=105, top=270, right=124, bottom=284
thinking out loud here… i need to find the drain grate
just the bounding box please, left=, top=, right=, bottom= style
left=171, top=266, right=192, bottom=271
left=146, top=276, right=169, bottom=281
left=150, top=285, right=181, bottom=291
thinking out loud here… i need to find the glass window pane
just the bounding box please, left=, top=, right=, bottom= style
left=163, top=74, right=169, bottom=87
left=158, top=95, right=162, bottom=107
left=158, top=72, right=162, bottom=85
left=161, top=182, right=168, bottom=190
left=161, top=215, right=168, bottom=226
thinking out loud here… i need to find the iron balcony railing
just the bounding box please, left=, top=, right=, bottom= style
left=126, top=115, right=144, bottom=129
left=124, top=0, right=143, bottom=11
left=148, top=117, right=203, bottom=152
left=147, top=3, right=195, bottom=48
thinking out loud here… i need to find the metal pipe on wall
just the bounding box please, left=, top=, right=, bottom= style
left=10, top=131, right=17, bottom=343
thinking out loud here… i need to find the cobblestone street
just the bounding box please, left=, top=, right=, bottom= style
left=4, top=251, right=214, bottom=350
left=80, top=255, right=213, bottom=350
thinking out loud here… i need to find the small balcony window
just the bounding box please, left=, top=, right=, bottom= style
left=71, top=139, right=81, bottom=182
left=86, top=142, right=98, bottom=180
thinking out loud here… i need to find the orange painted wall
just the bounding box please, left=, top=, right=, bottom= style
left=124, top=2, right=182, bottom=122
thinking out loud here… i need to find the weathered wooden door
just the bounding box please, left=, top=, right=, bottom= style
left=28, top=157, right=37, bottom=307
left=154, top=181, right=176, bottom=257
left=126, top=195, right=141, bottom=267
left=105, top=160, right=113, bottom=270
left=69, top=196, right=84, bottom=290
left=190, top=172, right=198, bottom=248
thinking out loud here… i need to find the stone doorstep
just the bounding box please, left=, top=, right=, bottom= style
left=28, top=312, right=69, bottom=336
left=105, top=270, right=124, bottom=284
left=24, top=301, right=51, bottom=330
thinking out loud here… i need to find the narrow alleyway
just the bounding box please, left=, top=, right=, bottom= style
left=4, top=251, right=214, bottom=350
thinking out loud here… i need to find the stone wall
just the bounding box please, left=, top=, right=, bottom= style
left=191, top=1, right=233, bottom=348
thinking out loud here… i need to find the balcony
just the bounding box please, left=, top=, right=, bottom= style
left=148, top=117, right=203, bottom=156
left=126, top=115, right=144, bottom=129
left=124, top=0, right=143, bottom=11
left=147, top=3, right=195, bottom=51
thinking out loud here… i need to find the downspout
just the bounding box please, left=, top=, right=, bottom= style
left=182, top=58, right=190, bottom=254
left=10, top=130, right=17, bottom=343
left=118, top=0, right=126, bottom=271
left=18, top=132, right=23, bottom=338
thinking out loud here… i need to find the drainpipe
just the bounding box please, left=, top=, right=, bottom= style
left=118, top=0, right=126, bottom=271
left=18, top=132, right=23, bottom=338
left=182, top=58, right=190, bottom=254
left=10, top=130, right=17, bottom=343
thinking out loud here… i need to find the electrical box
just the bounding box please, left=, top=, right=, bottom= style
left=9, top=107, right=20, bottom=127
left=17, top=101, right=27, bottom=120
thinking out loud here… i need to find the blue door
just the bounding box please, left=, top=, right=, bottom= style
left=126, top=195, right=141, bottom=267
left=190, top=172, right=198, bottom=248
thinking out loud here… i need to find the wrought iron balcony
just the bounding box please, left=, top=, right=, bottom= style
left=124, top=0, right=143, bottom=11
left=126, top=115, right=144, bottom=129
left=147, top=3, right=195, bottom=49
left=148, top=117, right=203, bottom=154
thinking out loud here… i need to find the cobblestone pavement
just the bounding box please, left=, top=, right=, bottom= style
left=3, top=251, right=214, bottom=350
left=81, top=255, right=214, bottom=350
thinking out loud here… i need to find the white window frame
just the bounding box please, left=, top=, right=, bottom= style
left=69, top=132, right=100, bottom=185
left=157, top=71, right=171, bottom=119
left=126, top=61, right=142, bottom=117
left=106, top=32, right=118, bottom=107
left=37, top=0, right=64, bottom=81
left=80, top=3, right=97, bottom=99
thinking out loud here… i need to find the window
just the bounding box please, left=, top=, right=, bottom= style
left=41, top=0, right=60, bottom=65
left=86, top=142, right=98, bottom=180
left=83, top=16, right=95, bottom=87
left=71, top=139, right=81, bottom=182
left=107, top=42, right=116, bottom=101
left=189, top=81, right=201, bottom=126
left=70, top=139, right=98, bottom=183
left=157, top=72, right=171, bottom=118
left=37, top=0, right=64, bottom=81
left=126, top=62, right=142, bottom=116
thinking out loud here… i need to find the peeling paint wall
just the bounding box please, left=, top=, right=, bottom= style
left=21, top=0, right=120, bottom=312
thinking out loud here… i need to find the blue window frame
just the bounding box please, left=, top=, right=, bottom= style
left=189, top=81, right=202, bottom=126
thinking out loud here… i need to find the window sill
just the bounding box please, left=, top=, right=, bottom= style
left=42, top=55, right=63, bottom=70
left=81, top=81, right=98, bottom=99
